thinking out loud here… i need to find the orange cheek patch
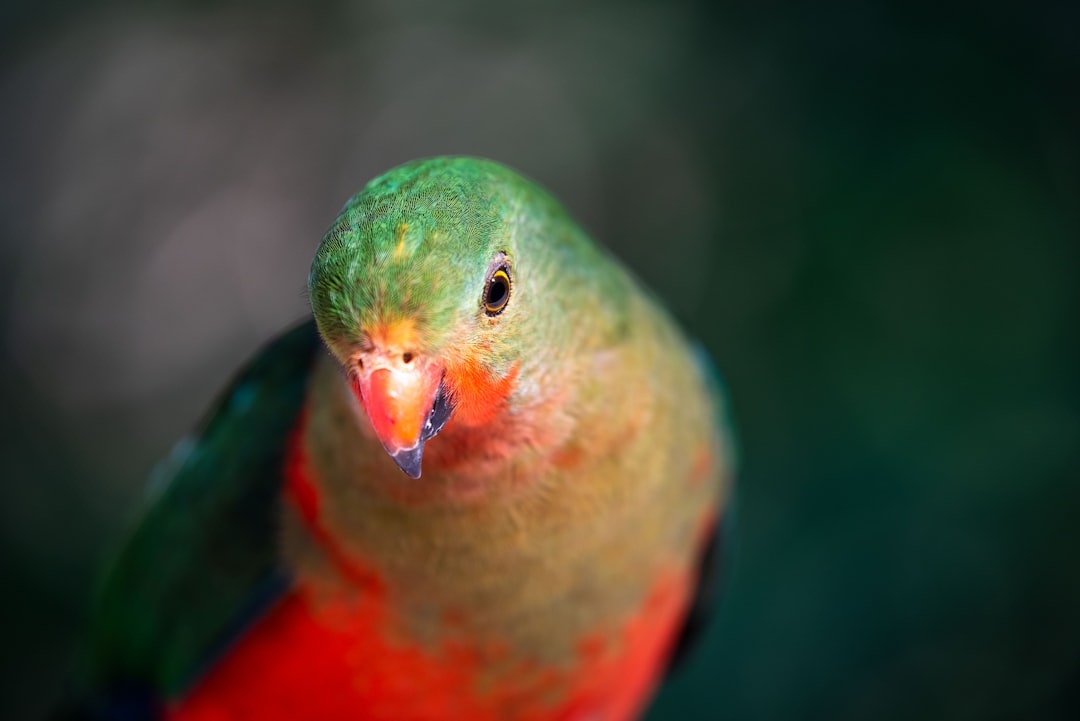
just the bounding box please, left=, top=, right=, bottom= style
left=444, top=360, right=520, bottom=427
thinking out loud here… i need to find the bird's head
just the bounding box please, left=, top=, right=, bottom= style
left=309, top=157, right=613, bottom=479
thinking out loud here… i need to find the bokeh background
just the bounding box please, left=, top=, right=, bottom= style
left=2, top=1, right=1078, bottom=719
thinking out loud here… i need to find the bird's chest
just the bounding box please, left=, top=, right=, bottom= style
left=166, top=426, right=696, bottom=721
left=167, top=565, right=689, bottom=721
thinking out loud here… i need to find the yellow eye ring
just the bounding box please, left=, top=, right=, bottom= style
left=484, top=266, right=511, bottom=315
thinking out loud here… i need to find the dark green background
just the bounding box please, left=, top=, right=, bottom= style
left=2, top=1, right=1077, bottom=719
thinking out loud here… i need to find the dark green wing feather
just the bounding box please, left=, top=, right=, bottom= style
left=84, top=321, right=322, bottom=700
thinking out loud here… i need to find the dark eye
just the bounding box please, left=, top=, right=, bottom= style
left=484, top=265, right=511, bottom=315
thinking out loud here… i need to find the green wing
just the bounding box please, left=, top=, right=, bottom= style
left=84, top=321, right=322, bottom=699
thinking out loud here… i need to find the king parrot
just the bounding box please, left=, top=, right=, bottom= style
left=68, top=157, right=736, bottom=721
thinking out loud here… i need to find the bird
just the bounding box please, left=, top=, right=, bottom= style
left=68, top=156, right=736, bottom=721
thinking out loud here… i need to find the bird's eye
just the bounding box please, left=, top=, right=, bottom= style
left=484, top=265, right=511, bottom=316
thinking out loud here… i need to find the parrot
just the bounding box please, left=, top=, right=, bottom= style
left=67, top=157, right=736, bottom=721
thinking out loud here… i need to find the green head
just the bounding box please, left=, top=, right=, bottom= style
left=308, top=157, right=628, bottom=477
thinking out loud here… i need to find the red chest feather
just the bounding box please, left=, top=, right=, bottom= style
left=167, top=418, right=692, bottom=721
left=168, top=573, right=688, bottom=721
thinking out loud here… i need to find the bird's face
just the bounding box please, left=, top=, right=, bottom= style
left=308, top=160, right=525, bottom=478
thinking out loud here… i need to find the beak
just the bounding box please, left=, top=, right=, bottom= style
left=351, top=355, right=456, bottom=478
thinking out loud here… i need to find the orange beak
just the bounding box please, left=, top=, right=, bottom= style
left=352, top=352, right=454, bottom=478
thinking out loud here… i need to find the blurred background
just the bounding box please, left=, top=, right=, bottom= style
left=1, top=0, right=1078, bottom=719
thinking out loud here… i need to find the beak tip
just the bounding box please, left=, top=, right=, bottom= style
left=390, top=445, right=424, bottom=479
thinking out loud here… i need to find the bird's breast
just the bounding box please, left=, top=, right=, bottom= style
left=165, top=412, right=703, bottom=721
